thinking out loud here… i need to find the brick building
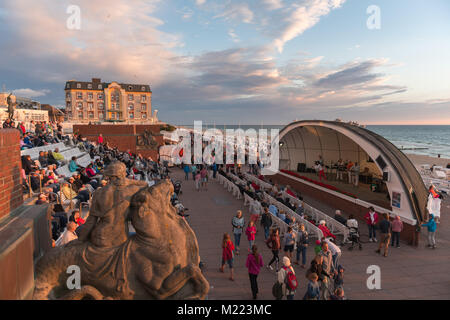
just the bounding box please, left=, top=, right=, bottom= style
left=64, top=78, right=158, bottom=124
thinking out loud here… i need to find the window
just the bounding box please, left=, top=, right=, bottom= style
left=77, top=102, right=83, bottom=110
left=77, top=83, right=81, bottom=89
left=141, top=113, right=147, bottom=119
left=88, top=111, right=94, bottom=119
left=128, top=94, right=134, bottom=101
left=141, top=95, right=146, bottom=102
left=88, top=102, right=94, bottom=111
left=77, top=92, right=83, bottom=99
left=110, top=113, right=115, bottom=120
left=97, top=93, right=103, bottom=100
left=128, top=86, right=133, bottom=91
left=67, top=102, right=71, bottom=108
left=78, top=111, right=83, bottom=119
left=141, top=103, right=146, bottom=111
left=98, top=84, right=102, bottom=89
left=128, top=103, right=134, bottom=110
left=66, top=92, right=71, bottom=99
left=98, top=112, right=104, bottom=119
left=141, top=86, right=146, bottom=91
left=129, top=112, right=134, bottom=119
left=88, top=84, right=92, bottom=89
left=134, top=113, right=140, bottom=119
left=98, top=103, right=104, bottom=110
left=88, top=93, right=93, bottom=100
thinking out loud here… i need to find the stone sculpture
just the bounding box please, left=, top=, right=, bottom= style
left=33, top=161, right=209, bottom=300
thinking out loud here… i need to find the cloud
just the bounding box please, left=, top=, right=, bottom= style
left=195, top=0, right=206, bottom=5
left=0, top=0, right=181, bottom=86
left=273, top=0, right=346, bottom=53
left=262, top=0, right=284, bottom=10
left=228, top=29, right=240, bottom=42
left=214, top=2, right=254, bottom=24
left=12, top=88, right=51, bottom=98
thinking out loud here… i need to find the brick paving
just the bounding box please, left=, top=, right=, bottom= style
left=171, top=167, right=450, bottom=300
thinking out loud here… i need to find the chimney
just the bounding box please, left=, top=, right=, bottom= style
left=92, top=78, right=101, bottom=84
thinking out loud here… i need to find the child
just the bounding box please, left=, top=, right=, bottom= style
left=334, top=265, right=344, bottom=290
left=314, top=239, right=322, bottom=255
left=303, top=272, right=320, bottom=300
left=245, top=221, right=257, bottom=252
left=330, top=287, right=346, bottom=300
left=195, top=171, right=201, bottom=192
left=220, top=233, right=235, bottom=281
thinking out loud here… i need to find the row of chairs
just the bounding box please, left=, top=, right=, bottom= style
left=21, top=142, right=69, bottom=160
left=245, top=173, right=349, bottom=242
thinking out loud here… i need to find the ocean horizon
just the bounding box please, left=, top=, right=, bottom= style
left=175, top=124, right=450, bottom=159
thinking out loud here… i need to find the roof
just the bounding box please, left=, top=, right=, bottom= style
left=280, top=120, right=428, bottom=223
left=65, top=79, right=151, bottom=93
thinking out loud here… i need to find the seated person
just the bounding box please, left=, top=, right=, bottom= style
left=52, top=148, right=65, bottom=163
left=56, top=221, right=78, bottom=246
left=334, top=210, right=347, bottom=225
left=22, top=155, right=38, bottom=175
left=35, top=193, right=48, bottom=205
left=85, top=163, right=97, bottom=178
left=295, top=202, right=305, bottom=217
left=318, top=220, right=337, bottom=240
left=268, top=203, right=278, bottom=216
left=38, top=151, right=49, bottom=168
left=278, top=210, right=286, bottom=222
left=52, top=204, right=68, bottom=234
left=275, top=192, right=285, bottom=204
left=61, top=182, right=77, bottom=201
left=69, top=156, right=79, bottom=173
left=69, top=209, right=85, bottom=226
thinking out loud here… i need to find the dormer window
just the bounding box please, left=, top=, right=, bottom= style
left=98, top=84, right=102, bottom=89
left=88, top=84, right=92, bottom=89
left=128, top=86, right=133, bottom=91
left=77, top=83, right=81, bottom=89
left=141, top=86, right=145, bottom=91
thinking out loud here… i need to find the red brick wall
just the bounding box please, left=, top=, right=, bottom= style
left=73, top=124, right=163, bottom=160
left=270, top=173, right=419, bottom=246
left=0, top=129, right=24, bottom=221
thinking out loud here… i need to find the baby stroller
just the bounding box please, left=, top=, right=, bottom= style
left=347, top=227, right=362, bottom=251
left=173, top=180, right=182, bottom=196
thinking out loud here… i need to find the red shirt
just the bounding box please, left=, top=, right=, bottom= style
left=98, top=136, right=104, bottom=144
left=319, top=225, right=336, bottom=240
left=222, top=240, right=235, bottom=261
left=245, top=226, right=256, bottom=241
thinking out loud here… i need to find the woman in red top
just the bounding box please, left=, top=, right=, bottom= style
left=220, top=233, right=235, bottom=281
left=98, top=133, right=104, bottom=144
left=318, top=220, right=336, bottom=240
left=245, top=245, right=264, bottom=299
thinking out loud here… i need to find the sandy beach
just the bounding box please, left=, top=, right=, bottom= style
left=407, top=153, right=450, bottom=168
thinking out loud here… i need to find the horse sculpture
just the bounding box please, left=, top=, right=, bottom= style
left=33, top=178, right=209, bottom=300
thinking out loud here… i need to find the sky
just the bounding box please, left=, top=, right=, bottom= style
left=0, top=0, right=449, bottom=125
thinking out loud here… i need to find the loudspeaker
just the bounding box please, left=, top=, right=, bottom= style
left=382, top=171, right=389, bottom=182
left=297, top=163, right=306, bottom=172
left=376, top=156, right=387, bottom=170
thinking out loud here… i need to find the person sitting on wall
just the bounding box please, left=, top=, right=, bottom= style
left=318, top=220, right=337, bottom=241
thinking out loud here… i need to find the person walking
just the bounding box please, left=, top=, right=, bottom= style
left=200, top=166, right=208, bottom=191
left=277, top=256, right=297, bottom=300
left=183, top=163, right=190, bottom=180
left=283, top=227, right=295, bottom=262
left=245, top=221, right=257, bottom=252
left=295, top=223, right=309, bottom=268
left=194, top=171, right=201, bottom=191
left=365, top=207, right=379, bottom=242
left=260, top=207, right=273, bottom=240
left=391, top=215, right=403, bottom=248
left=231, top=211, right=245, bottom=254
left=319, top=241, right=335, bottom=300
left=220, top=233, right=235, bottom=281
left=375, top=213, right=391, bottom=257
left=266, top=228, right=281, bottom=271
left=421, top=214, right=437, bottom=249
left=245, top=245, right=264, bottom=299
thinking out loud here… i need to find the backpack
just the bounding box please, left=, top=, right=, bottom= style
left=283, top=266, right=298, bottom=291
left=272, top=281, right=283, bottom=299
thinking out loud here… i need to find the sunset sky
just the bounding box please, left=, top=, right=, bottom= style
left=0, top=0, right=449, bottom=125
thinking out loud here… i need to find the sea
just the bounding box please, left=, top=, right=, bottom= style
left=177, top=124, right=450, bottom=159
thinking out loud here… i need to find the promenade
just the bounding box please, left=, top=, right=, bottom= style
left=172, top=167, right=450, bottom=300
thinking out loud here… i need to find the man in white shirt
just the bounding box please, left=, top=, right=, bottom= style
left=324, top=238, right=341, bottom=270
left=56, top=221, right=78, bottom=246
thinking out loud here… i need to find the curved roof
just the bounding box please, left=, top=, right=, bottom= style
left=279, top=120, right=427, bottom=223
